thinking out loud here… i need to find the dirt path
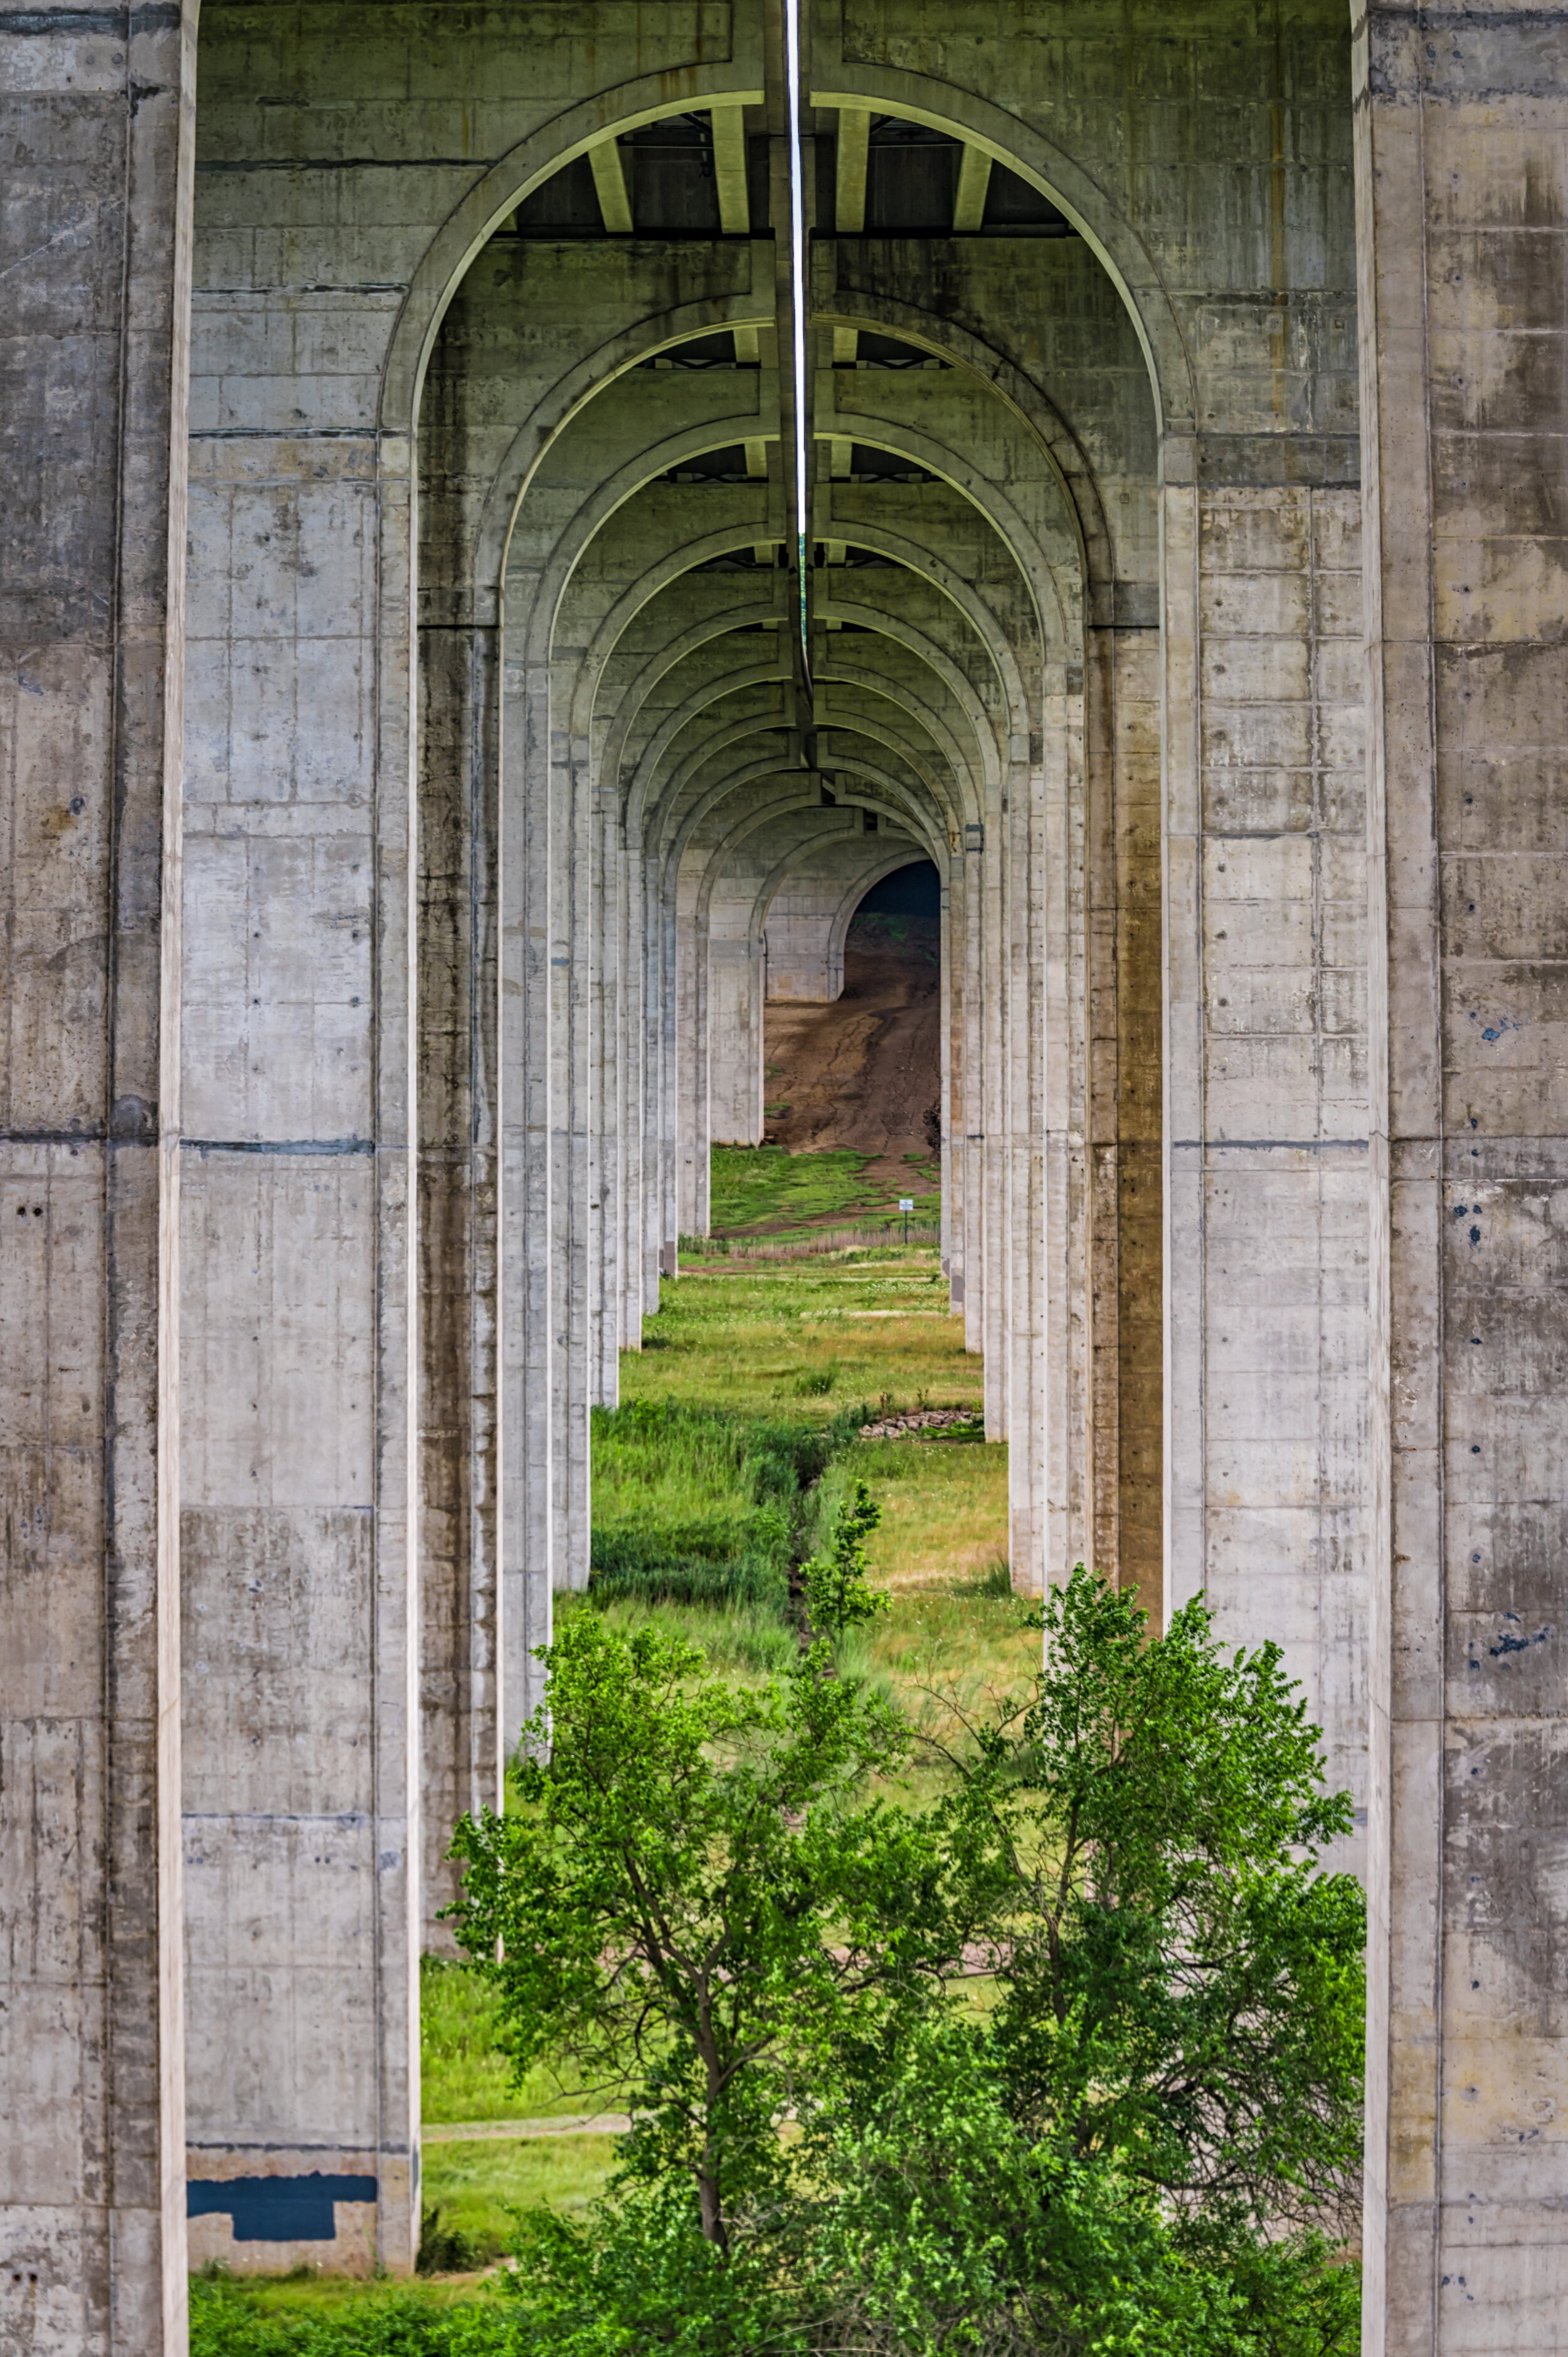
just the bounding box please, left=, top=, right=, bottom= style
left=763, top=919, right=940, bottom=1202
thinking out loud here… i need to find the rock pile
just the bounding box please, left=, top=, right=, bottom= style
left=857, top=1407, right=983, bottom=1441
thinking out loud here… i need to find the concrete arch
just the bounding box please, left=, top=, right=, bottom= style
left=813, top=292, right=1119, bottom=612
left=645, top=710, right=798, bottom=852
left=381, top=75, right=765, bottom=431
left=691, top=788, right=835, bottom=932
left=624, top=662, right=792, bottom=832
left=547, top=419, right=1056, bottom=753
left=662, top=755, right=819, bottom=892
left=826, top=847, right=945, bottom=974
left=812, top=420, right=1073, bottom=645
left=574, top=531, right=783, bottom=739
left=474, top=295, right=778, bottom=593
left=815, top=598, right=1015, bottom=778
left=817, top=524, right=1039, bottom=720
left=578, top=539, right=1029, bottom=827
left=813, top=749, right=945, bottom=845
left=810, top=711, right=961, bottom=834
left=474, top=285, right=1108, bottom=642
left=503, top=412, right=773, bottom=650
left=748, top=820, right=934, bottom=961
left=575, top=599, right=780, bottom=747
left=829, top=788, right=943, bottom=861
left=807, top=64, right=1194, bottom=434
left=814, top=664, right=989, bottom=817
left=673, top=750, right=949, bottom=896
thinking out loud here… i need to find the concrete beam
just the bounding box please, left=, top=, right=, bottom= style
left=589, top=138, right=634, bottom=234
left=953, top=144, right=991, bottom=233
left=712, top=105, right=750, bottom=233
left=835, top=106, right=869, bottom=233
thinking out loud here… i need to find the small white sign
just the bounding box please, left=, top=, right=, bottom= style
left=898, top=1197, right=914, bottom=1211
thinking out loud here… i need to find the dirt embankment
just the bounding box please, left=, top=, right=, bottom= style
left=763, top=917, right=941, bottom=1199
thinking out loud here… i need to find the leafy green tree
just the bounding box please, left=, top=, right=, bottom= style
left=937, top=1564, right=1365, bottom=2244
left=447, top=1567, right=1364, bottom=2356
left=447, top=1608, right=964, bottom=2257
left=803, top=1478, right=889, bottom=1642
left=803, top=2010, right=1359, bottom=2357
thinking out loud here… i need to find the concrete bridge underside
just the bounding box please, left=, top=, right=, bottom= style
left=2, top=0, right=1565, bottom=2347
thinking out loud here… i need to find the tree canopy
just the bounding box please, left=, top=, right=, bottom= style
left=447, top=1545, right=1365, bottom=2357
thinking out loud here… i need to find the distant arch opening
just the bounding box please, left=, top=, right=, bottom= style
left=854, top=858, right=941, bottom=920
left=763, top=854, right=943, bottom=1204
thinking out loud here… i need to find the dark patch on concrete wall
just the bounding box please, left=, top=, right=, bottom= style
left=188, top=2174, right=377, bottom=2240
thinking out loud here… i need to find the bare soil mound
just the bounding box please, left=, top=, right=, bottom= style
left=763, top=917, right=940, bottom=1202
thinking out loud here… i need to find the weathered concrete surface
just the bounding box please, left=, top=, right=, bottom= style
left=1357, top=8, right=1568, bottom=2349
left=0, top=4, right=196, bottom=2351
left=177, top=0, right=433, bottom=2274
left=1168, top=480, right=1370, bottom=1831
left=13, top=0, right=1568, bottom=2338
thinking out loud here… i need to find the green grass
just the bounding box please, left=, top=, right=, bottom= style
left=854, top=1567, right=1042, bottom=1752
left=422, top=1956, right=625, bottom=2123
left=707, top=1143, right=940, bottom=1238
left=588, top=1399, right=861, bottom=1614
left=418, top=1962, right=625, bottom=2281
left=576, top=1589, right=800, bottom=1679
left=628, top=1252, right=977, bottom=1423
left=421, top=2134, right=618, bottom=2267
left=837, top=1434, right=1011, bottom=1587
left=708, top=1143, right=876, bottom=1234
left=189, top=2271, right=499, bottom=2351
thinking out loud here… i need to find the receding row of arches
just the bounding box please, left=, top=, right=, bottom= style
left=411, top=90, right=1166, bottom=1927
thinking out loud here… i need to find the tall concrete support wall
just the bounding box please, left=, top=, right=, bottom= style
left=1357, top=9, right=1568, bottom=2346
left=1163, top=475, right=1370, bottom=1825
left=176, top=0, right=459, bottom=2276
left=0, top=6, right=196, bottom=2351
left=1085, top=628, right=1163, bottom=1618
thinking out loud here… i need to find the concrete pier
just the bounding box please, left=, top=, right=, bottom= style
left=0, top=4, right=195, bottom=2349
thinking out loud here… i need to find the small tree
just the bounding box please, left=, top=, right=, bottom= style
left=940, top=1564, right=1365, bottom=2245
left=803, top=1478, right=888, bottom=1643
left=447, top=1609, right=962, bottom=2258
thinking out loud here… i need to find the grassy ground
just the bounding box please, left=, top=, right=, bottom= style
left=189, top=2276, right=483, bottom=2351
left=422, top=2132, right=618, bottom=2264
left=421, top=1958, right=621, bottom=2123
left=842, top=1433, right=1010, bottom=1586
left=629, top=1248, right=975, bottom=1421
left=707, top=1142, right=939, bottom=1237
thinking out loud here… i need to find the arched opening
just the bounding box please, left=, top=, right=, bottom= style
left=403, top=58, right=1170, bottom=2034
left=176, top=0, right=1189, bottom=2291
left=761, top=855, right=942, bottom=1194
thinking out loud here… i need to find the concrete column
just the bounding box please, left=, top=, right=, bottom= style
left=1163, top=455, right=1369, bottom=1831
left=181, top=309, right=419, bottom=2282
left=1085, top=626, right=1163, bottom=1614
left=416, top=600, right=501, bottom=1939
left=499, top=659, right=554, bottom=1731
left=1009, top=712, right=1054, bottom=1597
left=0, top=6, right=194, bottom=2347
left=707, top=936, right=766, bottom=1142
left=1357, top=8, right=1568, bottom=2345
left=549, top=724, right=591, bottom=1589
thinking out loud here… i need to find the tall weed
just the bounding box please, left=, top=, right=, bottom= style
left=588, top=1401, right=863, bottom=1617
